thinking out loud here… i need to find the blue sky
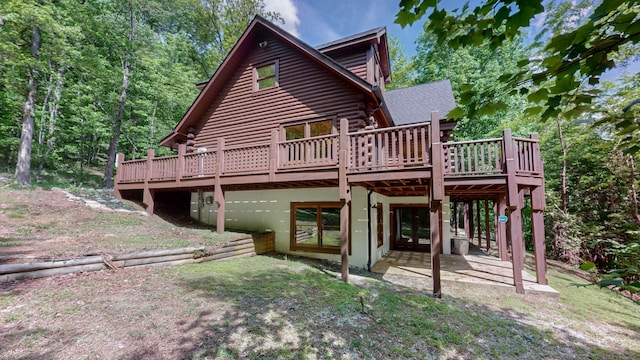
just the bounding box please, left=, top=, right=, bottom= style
left=264, top=0, right=430, bottom=57
left=263, top=0, right=637, bottom=82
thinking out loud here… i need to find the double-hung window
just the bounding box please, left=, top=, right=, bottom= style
left=254, top=59, right=279, bottom=91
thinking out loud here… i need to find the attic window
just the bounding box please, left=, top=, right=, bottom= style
left=254, top=60, right=279, bottom=91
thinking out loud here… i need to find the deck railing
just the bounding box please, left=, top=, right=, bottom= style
left=118, top=159, right=147, bottom=183
left=182, top=150, right=216, bottom=178
left=115, top=124, right=543, bottom=184
left=224, top=144, right=270, bottom=174
left=348, top=123, right=430, bottom=172
left=513, top=137, right=543, bottom=175
left=443, top=138, right=503, bottom=176
left=278, top=134, right=339, bottom=169
left=149, top=156, right=178, bottom=181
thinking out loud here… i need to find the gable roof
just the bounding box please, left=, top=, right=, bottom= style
left=384, top=80, right=457, bottom=125
left=160, top=15, right=384, bottom=148
left=316, top=26, right=391, bottom=83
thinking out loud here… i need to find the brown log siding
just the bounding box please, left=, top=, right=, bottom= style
left=329, top=49, right=368, bottom=82
left=193, top=33, right=369, bottom=150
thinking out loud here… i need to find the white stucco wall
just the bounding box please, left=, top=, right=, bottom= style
left=190, top=187, right=449, bottom=268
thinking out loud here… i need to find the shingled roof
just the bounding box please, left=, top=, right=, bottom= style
left=384, top=80, right=456, bottom=125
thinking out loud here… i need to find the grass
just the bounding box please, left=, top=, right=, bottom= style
left=3, top=254, right=637, bottom=359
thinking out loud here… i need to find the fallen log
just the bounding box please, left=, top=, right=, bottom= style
left=0, top=255, right=104, bottom=275
left=0, top=262, right=106, bottom=282
left=112, top=247, right=205, bottom=261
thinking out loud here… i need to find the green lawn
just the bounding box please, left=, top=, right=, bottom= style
left=1, top=255, right=638, bottom=359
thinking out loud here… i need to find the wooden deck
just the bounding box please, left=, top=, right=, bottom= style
left=115, top=122, right=543, bottom=195
left=113, top=119, right=547, bottom=297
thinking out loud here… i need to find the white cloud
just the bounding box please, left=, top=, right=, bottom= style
left=264, top=0, right=301, bottom=37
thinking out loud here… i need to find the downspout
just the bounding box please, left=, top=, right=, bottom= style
left=367, top=189, right=373, bottom=271
left=371, top=85, right=394, bottom=126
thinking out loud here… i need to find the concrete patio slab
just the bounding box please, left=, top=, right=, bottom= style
left=371, top=250, right=559, bottom=298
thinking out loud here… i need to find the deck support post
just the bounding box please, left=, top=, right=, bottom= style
left=531, top=185, right=548, bottom=285
left=468, top=201, right=474, bottom=242
left=114, top=153, right=124, bottom=199
left=215, top=139, right=225, bottom=234
left=484, top=200, right=491, bottom=252
left=509, top=187, right=526, bottom=294
left=453, top=202, right=458, bottom=235
left=430, top=111, right=444, bottom=298
left=496, top=194, right=509, bottom=261
left=504, top=129, right=524, bottom=294
left=269, top=129, right=278, bottom=181
left=215, top=184, right=225, bottom=234
left=430, top=200, right=442, bottom=298
left=339, top=118, right=350, bottom=283
left=143, top=149, right=155, bottom=215
left=463, top=202, right=470, bottom=239
left=176, top=144, right=186, bottom=186
left=476, top=199, right=482, bottom=247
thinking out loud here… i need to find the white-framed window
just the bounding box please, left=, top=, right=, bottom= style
left=254, top=59, right=279, bottom=91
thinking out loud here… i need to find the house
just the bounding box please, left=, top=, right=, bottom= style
left=114, top=16, right=547, bottom=297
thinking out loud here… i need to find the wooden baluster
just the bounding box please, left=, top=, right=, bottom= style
left=412, top=127, right=418, bottom=164
left=480, top=141, right=486, bottom=173
left=398, top=129, right=405, bottom=165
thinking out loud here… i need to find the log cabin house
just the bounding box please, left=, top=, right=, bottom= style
left=114, top=16, right=547, bottom=296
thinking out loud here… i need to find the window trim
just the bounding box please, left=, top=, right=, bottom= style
left=253, top=59, right=279, bottom=92
left=290, top=201, right=347, bottom=254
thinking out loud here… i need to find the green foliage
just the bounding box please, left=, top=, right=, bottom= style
left=0, top=0, right=281, bottom=182
left=413, top=24, right=529, bottom=139
left=396, top=0, right=640, bottom=139
left=386, top=35, right=416, bottom=90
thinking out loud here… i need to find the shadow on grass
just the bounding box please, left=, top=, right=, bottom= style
left=173, top=255, right=639, bottom=359
left=0, top=326, right=81, bottom=360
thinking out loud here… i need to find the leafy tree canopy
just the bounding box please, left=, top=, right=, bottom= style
left=396, top=0, right=640, bottom=150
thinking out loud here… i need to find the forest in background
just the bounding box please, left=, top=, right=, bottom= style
left=1, top=0, right=638, bottom=294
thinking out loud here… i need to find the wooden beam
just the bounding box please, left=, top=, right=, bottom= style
left=215, top=139, right=225, bottom=234
left=468, top=201, right=475, bottom=242
left=484, top=199, right=491, bottom=252
left=430, top=200, right=442, bottom=298
left=269, top=129, right=278, bottom=181
left=453, top=201, right=458, bottom=236
left=215, top=184, right=225, bottom=234
left=339, top=118, right=350, bottom=283
left=496, top=194, right=508, bottom=261
left=531, top=185, right=548, bottom=285
left=503, top=129, right=519, bottom=209
left=463, top=202, right=470, bottom=239
left=476, top=199, right=482, bottom=246
left=430, top=112, right=444, bottom=202
left=339, top=118, right=349, bottom=200
left=143, top=188, right=155, bottom=216
left=114, top=153, right=124, bottom=199
left=340, top=192, right=351, bottom=283
left=509, top=186, right=525, bottom=294
left=176, top=144, right=186, bottom=186
left=143, top=148, right=155, bottom=215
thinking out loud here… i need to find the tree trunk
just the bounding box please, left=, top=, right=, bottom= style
left=556, top=117, right=568, bottom=214
left=14, top=26, right=41, bottom=186
left=104, top=4, right=136, bottom=189
left=36, top=67, right=64, bottom=179
left=629, top=154, right=640, bottom=223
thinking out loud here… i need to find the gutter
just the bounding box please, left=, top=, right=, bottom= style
left=367, top=189, right=373, bottom=272
left=372, top=86, right=394, bottom=127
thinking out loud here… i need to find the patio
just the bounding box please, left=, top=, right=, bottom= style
left=371, top=249, right=559, bottom=298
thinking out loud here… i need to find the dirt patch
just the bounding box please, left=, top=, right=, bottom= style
left=0, top=187, right=242, bottom=263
